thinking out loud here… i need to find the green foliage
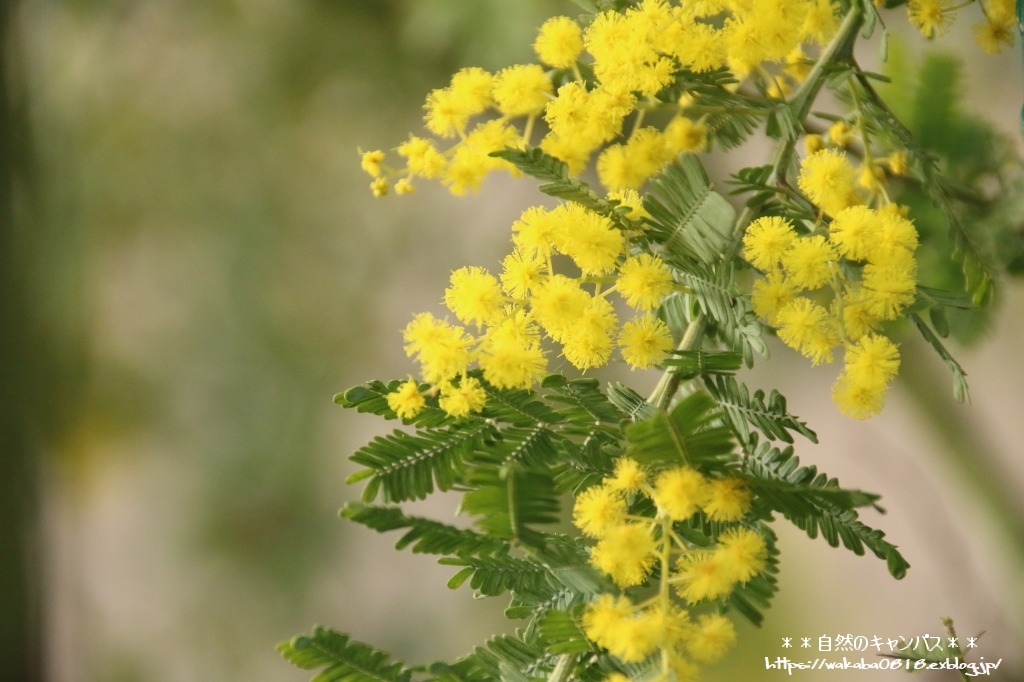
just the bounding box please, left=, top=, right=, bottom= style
left=346, top=421, right=495, bottom=503
left=277, top=627, right=412, bottom=682
left=742, top=436, right=910, bottom=579
left=644, top=155, right=736, bottom=265
left=703, top=374, right=817, bottom=444
left=340, top=503, right=505, bottom=557
left=623, top=391, right=736, bottom=470
left=491, top=147, right=634, bottom=229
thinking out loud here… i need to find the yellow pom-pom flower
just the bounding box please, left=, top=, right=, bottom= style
left=581, top=594, right=634, bottom=648
left=561, top=296, right=618, bottom=370
left=438, top=375, right=488, bottom=417
left=674, top=551, right=735, bottom=602
left=652, top=466, right=710, bottom=521
left=702, top=477, right=752, bottom=522
left=607, top=457, right=648, bottom=493
left=589, top=523, right=658, bottom=587
left=618, top=314, right=673, bottom=369
left=573, top=484, right=627, bottom=538
left=499, top=249, right=546, bottom=299
left=776, top=297, right=840, bottom=365
left=907, top=0, right=957, bottom=38
left=617, top=254, right=675, bottom=310
left=714, top=527, right=767, bottom=583
left=534, top=16, right=584, bottom=69
left=492, top=64, right=552, bottom=117
left=742, top=216, right=797, bottom=272
left=797, top=148, right=859, bottom=216
left=751, top=271, right=797, bottom=325
left=386, top=379, right=426, bottom=420
left=782, top=234, right=837, bottom=290
left=828, top=205, right=878, bottom=261
left=685, top=613, right=736, bottom=663
left=552, top=203, right=623, bottom=276
left=444, top=266, right=505, bottom=328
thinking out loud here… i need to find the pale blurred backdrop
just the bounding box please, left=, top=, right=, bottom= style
left=2, top=1, right=1023, bottom=680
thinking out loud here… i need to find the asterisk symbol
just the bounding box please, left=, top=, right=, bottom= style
left=966, top=637, right=978, bottom=649
left=782, top=637, right=792, bottom=648
left=801, top=638, right=811, bottom=648
left=947, top=637, right=958, bottom=648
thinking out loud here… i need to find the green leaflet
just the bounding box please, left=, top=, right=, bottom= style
left=703, top=374, right=818, bottom=444
left=341, top=502, right=505, bottom=557
left=623, top=391, right=736, bottom=470
left=644, top=155, right=736, bottom=266
left=742, top=436, right=909, bottom=579
left=277, top=627, right=412, bottom=682
left=347, top=421, right=496, bottom=503
left=490, top=146, right=635, bottom=230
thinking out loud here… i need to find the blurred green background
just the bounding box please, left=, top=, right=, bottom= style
left=3, top=1, right=1024, bottom=680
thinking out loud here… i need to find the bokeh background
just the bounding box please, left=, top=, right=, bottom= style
left=2, top=1, right=1023, bottom=680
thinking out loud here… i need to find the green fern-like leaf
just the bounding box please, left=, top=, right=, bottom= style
left=538, top=610, right=592, bottom=655
left=624, top=391, right=736, bottom=470
left=704, top=374, right=817, bottom=444
left=910, top=312, right=970, bottom=404
left=277, top=626, right=412, bottom=682
left=443, top=553, right=553, bottom=598
left=472, top=633, right=551, bottom=681
left=482, top=381, right=564, bottom=427
left=743, top=437, right=909, bottom=579
left=490, top=147, right=633, bottom=229
left=541, top=374, right=625, bottom=426
left=644, top=155, right=736, bottom=265
left=606, top=383, right=657, bottom=422
left=670, top=264, right=767, bottom=366
left=461, top=464, right=561, bottom=548
left=341, top=503, right=505, bottom=557
left=347, top=422, right=497, bottom=503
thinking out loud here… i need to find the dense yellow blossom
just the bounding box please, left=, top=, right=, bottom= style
left=386, top=379, right=426, bottom=420
left=607, top=457, right=648, bottom=493
left=438, top=376, right=488, bottom=417
left=652, top=466, right=710, bottom=521
left=797, top=148, right=860, bottom=216
left=776, top=298, right=840, bottom=365
left=403, top=313, right=474, bottom=383
left=618, top=314, right=674, bottom=369
left=533, top=16, right=584, bottom=69
left=685, top=614, right=736, bottom=663
left=715, top=527, right=768, bottom=583
left=550, top=202, right=623, bottom=275
left=444, top=266, right=505, bottom=327
left=574, top=484, right=628, bottom=538
left=908, top=0, right=957, bottom=38
left=617, top=254, right=675, bottom=310
left=702, top=477, right=752, bottom=522
left=562, top=296, right=618, bottom=370
left=782, top=235, right=838, bottom=290
left=589, top=523, right=659, bottom=587
left=752, top=271, right=798, bottom=325
left=743, top=216, right=798, bottom=271
left=491, top=64, right=552, bottom=117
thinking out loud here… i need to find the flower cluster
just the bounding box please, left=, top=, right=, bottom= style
left=362, top=0, right=848, bottom=197
left=387, top=199, right=682, bottom=419
left=573, top=458, right=766, bottom=678
left=907, top=0, right=1018, bottom=54
left=745, top=147, right=919, bottom=418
